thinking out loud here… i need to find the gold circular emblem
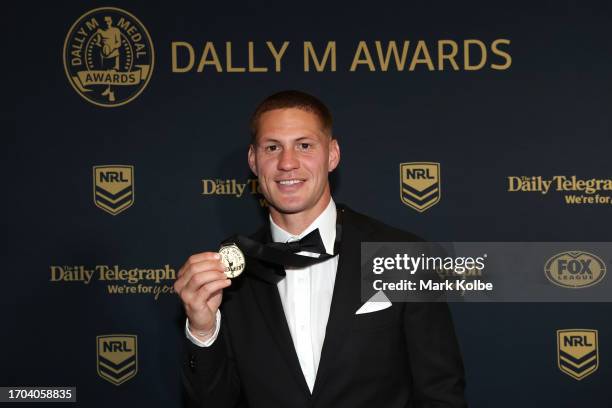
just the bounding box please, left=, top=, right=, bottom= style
left=63, top=7, right=154, bottom=107
left=219, top=244, right=246, bottom=278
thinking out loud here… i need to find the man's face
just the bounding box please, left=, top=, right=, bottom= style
left=248, top=108, right=340, bottom=216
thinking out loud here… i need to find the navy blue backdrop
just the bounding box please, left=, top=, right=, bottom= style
left=5, top=1, right=611, bottom=407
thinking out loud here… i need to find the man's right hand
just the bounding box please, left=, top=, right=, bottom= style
left=174, top=252, right=231, bottom=341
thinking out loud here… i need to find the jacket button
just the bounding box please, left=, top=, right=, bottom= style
left=189, top=356, right=196, bottom=370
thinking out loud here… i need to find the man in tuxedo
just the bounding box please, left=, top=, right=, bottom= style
left=174, top=90, right=467, bottom=407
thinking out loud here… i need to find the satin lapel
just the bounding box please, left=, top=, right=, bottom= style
left=247, top=229, right=312, bottom=398
left=311, top=209, right=369, bottom=398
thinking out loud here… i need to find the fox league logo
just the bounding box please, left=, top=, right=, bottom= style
left=63, top=7, right=154, bottom=107
left=400, top=162, right=441, bottom=212
left=545, top=251, right=606, bottom=289
left=93, top=165, right=134, bottom=215
left=96, top=335, right=138, bottom=385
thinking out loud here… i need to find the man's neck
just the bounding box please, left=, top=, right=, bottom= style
left=270, top=194, right=332, bottom=236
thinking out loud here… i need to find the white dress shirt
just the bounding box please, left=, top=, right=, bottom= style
left=186, top=198, right=339, bottom=393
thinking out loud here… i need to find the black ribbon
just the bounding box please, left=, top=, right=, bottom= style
left=221, top=207, right=343, bottom=279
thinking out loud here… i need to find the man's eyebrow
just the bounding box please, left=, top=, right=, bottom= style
left=296, top=136, right=318, bottom=141
left=257, top=136, right=281, bottom=144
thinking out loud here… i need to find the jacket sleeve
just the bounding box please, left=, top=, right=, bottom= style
left=402, top=300, right=467, bottom=408
left=181, top=311, right=243, bottom=408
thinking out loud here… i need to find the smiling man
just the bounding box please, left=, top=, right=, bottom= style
left=248, top=102, right=339, bottom=233
left=174, top=90, right=467, bottom=408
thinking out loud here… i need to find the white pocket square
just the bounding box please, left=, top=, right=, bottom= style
left=355, top=290, right=392, bottom=315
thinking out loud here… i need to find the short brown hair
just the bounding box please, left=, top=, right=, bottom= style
left=249, top=90, right=333, bottom=142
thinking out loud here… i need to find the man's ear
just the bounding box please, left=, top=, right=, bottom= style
left=328, top=138, right=340, bottom=172
left=247, top=144, right=258, bottom=176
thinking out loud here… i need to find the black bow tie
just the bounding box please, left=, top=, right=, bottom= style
left=267, top=229, right=328, bottom=255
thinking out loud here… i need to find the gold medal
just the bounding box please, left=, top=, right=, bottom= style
left=219, top=244, right=245, bottom=278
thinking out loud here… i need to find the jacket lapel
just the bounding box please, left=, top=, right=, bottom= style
left=247, top=227, right=312, bottom=398
left=311, top=207, right=369, bottom=398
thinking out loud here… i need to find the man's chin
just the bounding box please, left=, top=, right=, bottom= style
left=267, top=199, right=309, bottom=215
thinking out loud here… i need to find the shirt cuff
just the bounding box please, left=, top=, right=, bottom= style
left=185, top=309, right=221, bottom=347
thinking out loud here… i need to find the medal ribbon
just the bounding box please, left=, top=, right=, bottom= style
left=221, top=208, right=343, bottom=280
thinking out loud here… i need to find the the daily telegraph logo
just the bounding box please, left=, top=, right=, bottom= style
left=63, top=8, right=154, bottom=107
left=93, top=165, right=134, bottom=215
left=50, top=265, right=176, bottom=300
left=545, top=251, right=606, bottom=289
left=202, top=178, right=268, bottom=207
left=97, top=334, right=138, bottom=385
left=400, top=162, right=441, bottom=212
left=557, top=329, right=598, bottom=380
left=507, top=176, right=612, bottom=206
left=171, top=39, right=511, bottom=73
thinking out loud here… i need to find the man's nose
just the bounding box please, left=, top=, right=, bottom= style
left=277, top=147, right=299, bottom=171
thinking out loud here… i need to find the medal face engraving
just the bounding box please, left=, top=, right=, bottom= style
left=219, top=244, right=245, bottom=278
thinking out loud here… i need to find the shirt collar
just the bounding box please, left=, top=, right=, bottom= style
left=269, top=198, right=337, bottom=255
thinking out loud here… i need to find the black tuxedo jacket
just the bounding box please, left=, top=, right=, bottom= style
left=182, top=205, right=466, bottom=408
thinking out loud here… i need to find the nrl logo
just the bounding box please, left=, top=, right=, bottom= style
left=93, top=165, right=134, bottom=215
left=400, top=162, right=441, bottom=212
left=96, top=334, right=138, bottom=386
left=557, top=329, right=598, bottom=380
left=63, top=7, right=154, bottom=107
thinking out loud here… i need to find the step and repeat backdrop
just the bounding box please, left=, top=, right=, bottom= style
left=6, top=1, right=611, bottom=407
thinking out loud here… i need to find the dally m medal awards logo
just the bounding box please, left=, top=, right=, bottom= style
left=400, top=162, right=441, bottom=212
left=97, top=335, right=138, bottom=386
left=63, top=7, right=154, bottom=107
left=557, top=329, right=598, bottom=380
left=93, top=165, right=134, bottom=215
